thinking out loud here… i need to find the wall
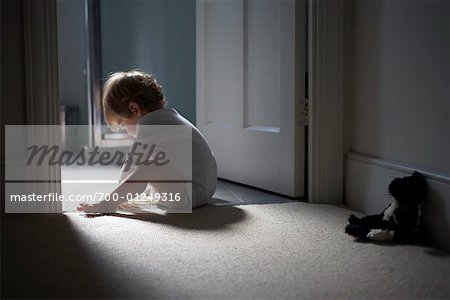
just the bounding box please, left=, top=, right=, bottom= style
left=344, top=0, right=450, bottom=250
left=1, top=0, right=27, bottom=126
left=100, top=0, right=196, bottom=124
left=1, top=0, right=27, bottom=212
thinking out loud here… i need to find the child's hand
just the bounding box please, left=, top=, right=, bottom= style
left=77, top=200, right=119, bottom=214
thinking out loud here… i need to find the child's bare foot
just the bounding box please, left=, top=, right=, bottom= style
left=77, top=201, right=119, bottom=213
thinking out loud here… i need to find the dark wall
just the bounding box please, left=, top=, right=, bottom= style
left=1, top=0, right=27, bottom=125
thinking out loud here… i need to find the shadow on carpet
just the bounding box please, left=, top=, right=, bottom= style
left=83, top=205, right=247, bottom=230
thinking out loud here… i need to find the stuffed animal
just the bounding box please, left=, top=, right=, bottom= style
left=345, top=171, right=427, bottom=243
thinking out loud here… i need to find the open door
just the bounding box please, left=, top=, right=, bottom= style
left=196, top=0, right=306, bottom=197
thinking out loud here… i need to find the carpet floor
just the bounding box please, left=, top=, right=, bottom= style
left=2, top=202, right=450, bottom=299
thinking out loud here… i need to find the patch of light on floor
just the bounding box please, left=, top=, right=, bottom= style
left=61, top=165, right=122, bottom=212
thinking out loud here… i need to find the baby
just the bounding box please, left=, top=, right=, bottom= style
left=78, top=70, right=217, bottom=213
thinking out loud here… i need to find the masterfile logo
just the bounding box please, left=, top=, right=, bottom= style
left=5, top=125, right=193, bottom=213
left=25, top=142, right=170, bottom=172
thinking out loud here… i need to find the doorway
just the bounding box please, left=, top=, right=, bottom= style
left=57, top=0, right=309, bottom=212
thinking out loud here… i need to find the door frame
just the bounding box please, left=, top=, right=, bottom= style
left=308, top=0, right=344, bottom=205
left=1, top=0, right=62, bottom=213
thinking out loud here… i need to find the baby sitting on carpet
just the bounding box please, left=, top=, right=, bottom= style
left=78, top=70, right=217, bottom=213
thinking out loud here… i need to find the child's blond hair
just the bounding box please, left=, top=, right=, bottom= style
left=102, top=70, right=167, bottom=131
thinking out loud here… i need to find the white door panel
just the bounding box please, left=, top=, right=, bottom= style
left=197, top=0, right=306, bottom=197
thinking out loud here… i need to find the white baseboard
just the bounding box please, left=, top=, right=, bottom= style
left=345, top=152, right=450, bottom=251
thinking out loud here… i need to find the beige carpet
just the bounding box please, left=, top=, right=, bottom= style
left=2, top=202, right=450, bottom=299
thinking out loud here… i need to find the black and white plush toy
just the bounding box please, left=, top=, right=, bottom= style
left=345, top=171, right=427, bottom=243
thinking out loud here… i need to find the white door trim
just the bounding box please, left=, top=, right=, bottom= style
left=308, top=0, right=345, bottom=204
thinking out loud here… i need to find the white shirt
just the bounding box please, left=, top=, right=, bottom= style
left=120, top=108, right=217, bottom=208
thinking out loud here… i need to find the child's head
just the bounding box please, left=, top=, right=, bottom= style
left=102, top=70, right=167, bottom=135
